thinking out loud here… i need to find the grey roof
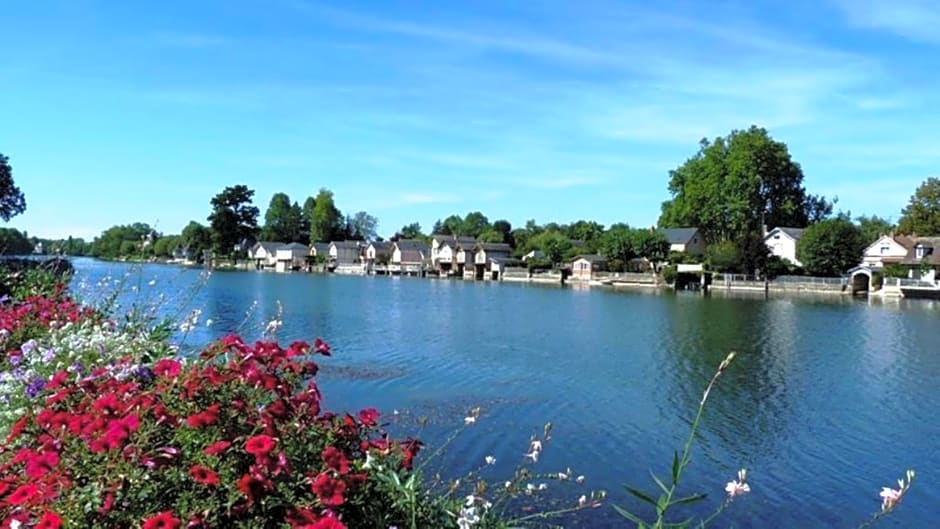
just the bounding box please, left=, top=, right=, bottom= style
left=657, top=228, right=700, bottom=244
left=901, top=237, right=940, bottom=265
left=253, top=241, right=285, bottom=253
left=475, top=242, right=512, bottom=252
left=572, top=254, right=606, bottom=264
left=331, top=240, right=361, bottom=249
left=310, top=242, right=331, bottom=255
left=369, top=241, right=392, bottom=251
left=395, top=239, right=429, bottom=252
left=775, top=227, right=805, bottom=240
left=281, top=242, right=309, bottom=250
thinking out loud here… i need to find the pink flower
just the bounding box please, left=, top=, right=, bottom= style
left=725, top=469, right=750, bottom=498
left=880, top=487, right=903, bottom=511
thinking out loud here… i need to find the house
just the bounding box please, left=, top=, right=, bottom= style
left=329, top=241, right=362, bottom=264
left=391, top=239, right=428, bottom=268
left=763, top=227, right=804, bottom=267
left=899, top=237, right=940, bottom=281
left=658, top=228, right=705, bottom=255
left=474, top=242, right=512, bottom=265
left=308, top=242, right=330, bottom=261
left=570, top=255, right=607, bottom=280
left=32, top=241, right=44, bottom=254
left=171, top=244, right=193, bottom=262
left=862, top=235, right=914, bottom=268
left=249, top=241, right=284, bottom=268
left=274, top=243, right=308, bottom=272
left=430, top=234, right=457, bottom=273
left=453, top=241, right=478, bottom=276
left=364, top=241, right=392, bottom=264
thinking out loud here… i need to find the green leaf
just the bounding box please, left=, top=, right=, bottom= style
left=623, top=485, right=658, bottom=507
left=650, top=471, right=670, bottom=495
left=671, top=493, right=707, bottom=506
left=613, top=504, right=646, bottom=526
left=672, top=451, right=680, bottom=483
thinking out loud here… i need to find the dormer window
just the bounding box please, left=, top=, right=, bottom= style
left=880, top=245, right=890, bottom=255
left=915, top=245, right=926, bottom=259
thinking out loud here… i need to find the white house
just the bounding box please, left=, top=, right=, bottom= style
left=391, top=239, right=428, bottom=272
left=657, top=228, right=706, bottom=255
left=862, top=235, right=914, bottom=268
left=329, top=241, right=362, bottom=264
left=364, top=241, right=392, bottom=263
left=570, top=255, right=607, bottom=280
left=764, top=227, right=805, bottom=267
left=474, top=243, right=512, bottom=265
left=274, top=243, right=308, bottom=272
left=250, top=242, right=284, bottom=268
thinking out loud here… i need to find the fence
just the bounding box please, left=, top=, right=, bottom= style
left=773, top=275, right=845, bottom=285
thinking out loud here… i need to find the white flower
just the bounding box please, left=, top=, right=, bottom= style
left=363, top=451, right=375, bottom=470
left=576, top=475, right=585, bottom=484
left=578, top=494, right=588, bottom=507
left=557, top=470, right=570, bottom=480
left=464, top=416, right=476, bottom=425
left=148, top=279, right=156, bottom=286
left=523, top=450, right=539, bottom=463
left=465, top=494, right=476, bottom=507
left=504, top=481, right=512, bottom=489
left=530, top=440, right=542, bottom=452
left=484, top=456, right=496, bottom=465
left=725, top=468, right=750, bottom=498
left=538, top=483, right=548, bottom=491
left=525, top=483, right=535, bottom=495
left=205, top=319, right=214, bottom=327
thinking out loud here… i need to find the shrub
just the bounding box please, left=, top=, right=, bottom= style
left=0, top=335, right=458, bottom=528
left=661, top=265, right=677, bottom=285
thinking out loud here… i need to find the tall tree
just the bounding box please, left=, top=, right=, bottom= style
left=0, top=227, right=33, bottom=254
left=181, top=221, right=212, bottom=262
left=0, top=153, right=26, bottom=221
left=856, top=214, right=895, bottom=245
left=301, top=196, right=316, bottom=239
left=261, top=193, right=294, bottom=242
left=309, top=188, right=343, bottom=243
left=461, top=211, right=490, bottom=238
left=798, top=217, right=866, bottom=277
left=347, top=211, right=378, bottom=241
left=659, top=126, right=830, bottom=243
left=528, top=231, right=573, bottom=264
left=398, top=222, right=424, bottom=240
left=207, top=185, right=260, bottom=256
left=630, top=229, right=670, bottom=262
left=440, top=215, right=464, bottom=236
left=599, top=224, right=635, bottom=264
left=897, top=177, right=940, bottom=236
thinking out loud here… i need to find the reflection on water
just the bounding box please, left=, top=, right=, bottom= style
left=68, top=259, right=940, bottom=527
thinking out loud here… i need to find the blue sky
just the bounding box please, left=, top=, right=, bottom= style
left=2, top=0, right=939, bottom=240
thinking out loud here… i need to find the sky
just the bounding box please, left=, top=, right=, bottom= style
left=2, top=0, right=939, bottom=240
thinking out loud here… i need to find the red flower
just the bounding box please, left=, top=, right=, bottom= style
left=245, top=434, right=276, bottom=456
left=143, top=511, right=182, bottom=529
left=358, top=408, right=380, bottom=426
left=185, top=404, right=221, bottom=428
left=302, top=517, right=347, bottom=529
left=7, top=484, right=40, bottom=505
left=314, top=338, right=331, bottom=356
left=203, top=440, right=231, bottom=456
left=153, top=359, right=182, bottom=378
left=311, top=473, right=347, bottom=507
left=189, top=465, right=220, bottom=486
left=25, top=451, right=60, bottom=478
left=321, top=446, right=349, bottom=475
left=36, top=512, right=63, bottom=529
left=237, top=473, right=272, bottom=504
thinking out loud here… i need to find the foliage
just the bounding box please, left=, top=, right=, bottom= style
left=397, top=223, right=424, bottom=240
left=0, top=260, right=73, bottom=301
left=660, top=265, right=677, bottom=285
left=0, top=153, right=26, bottom=222
left=309, top=188, right=344, bottom=243
left=659, top=126, right=830, bottom=244
left=735, top=231, right=771, bottom=276
left=856, top=215, right=895, bottom=246
left=262, top=193, right=305, bottom=243
left=601, top=226, right=669, bottom=264
left=461, top=212, right=490, bottom=238
left=346, top=211, right=378, bottom=241
left=208, top=185, right=260, bottom=257
left=0, top=335, right=463, bottom=528
left=883, top=264, right=908, bottom=279
left=527, top=232, right=573, bottom=265
left=152, top=235, right=181, bottom=258
left=0, top=228, right=33, bottom=255
left=897, top=177, right=940, bottom=236
left=181, top=221, right=212, bottom=263
left=89, top=223, right=154, bottom=260
left=491, top=220, right=514, bottom=246
left=631, top=230, right=670, bottom=263
left=798, top=218, right=866, bottom=277
left=706, top=241, right=739, bottom=272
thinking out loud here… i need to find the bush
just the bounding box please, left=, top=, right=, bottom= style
left=0, top=258, right=74, bottom=300
left=0, top=335, right=458, bottom=528
left=661, top=265, right=677, bottom=285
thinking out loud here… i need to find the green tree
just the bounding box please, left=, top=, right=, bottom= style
left=309, top=188, right=343, bottom=243
left=440, top=215, right=464, bottom=236
left=301, top=196, right=315, bottom=239
left=0, top=153, right=26, bottom=222
left=599, top=224, right=635, bottom=263
left=461, top=211, right=490, bottom=238
left=528, top=231, right=573, bottom=265
left=735, top=231, right=771, bottom=275
left=90, top=223, right=153, bottom=259
left=208, top=185, right=260, bottom=257
left=261, top=193, right=295, bottom=242
left=0, top=227, right=33, bottom=254
left=630, top=229, right=670, bottom=262
left=706, top=241, right=739, bottom=272
left=347, top=211, right=378, bottom=241
left=491, top=219, right=514, bottom=246
left=477, top=230, right=505, bottom=243
left=566, top=220, right=605, bottom=248
left=798, top=218, right=866, bottom=277
left=659, top=126, right=829, bottom=243
left=897, top=177, right=940, bottom=236
left=181, top=221, right=212, bottom=262
left=398, top=222, right=424, bottom=240
left=856, top=214, right=895, bottom=245
left=152, top=235, right=181, bottom=257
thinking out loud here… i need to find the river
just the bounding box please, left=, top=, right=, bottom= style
left=69, top=258, right=940, bottom=527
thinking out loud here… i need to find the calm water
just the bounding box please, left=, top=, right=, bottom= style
left=70, top=258, right=940, bottom=527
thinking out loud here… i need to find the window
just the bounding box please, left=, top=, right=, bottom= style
left=916, top=246, right=925, bottom=259
left=773, top=234, right=780, bottom=240
left=880, top=246, right=890, bottom=255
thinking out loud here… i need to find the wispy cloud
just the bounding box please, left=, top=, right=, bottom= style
left=832, top=0, right=940, bottom=44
